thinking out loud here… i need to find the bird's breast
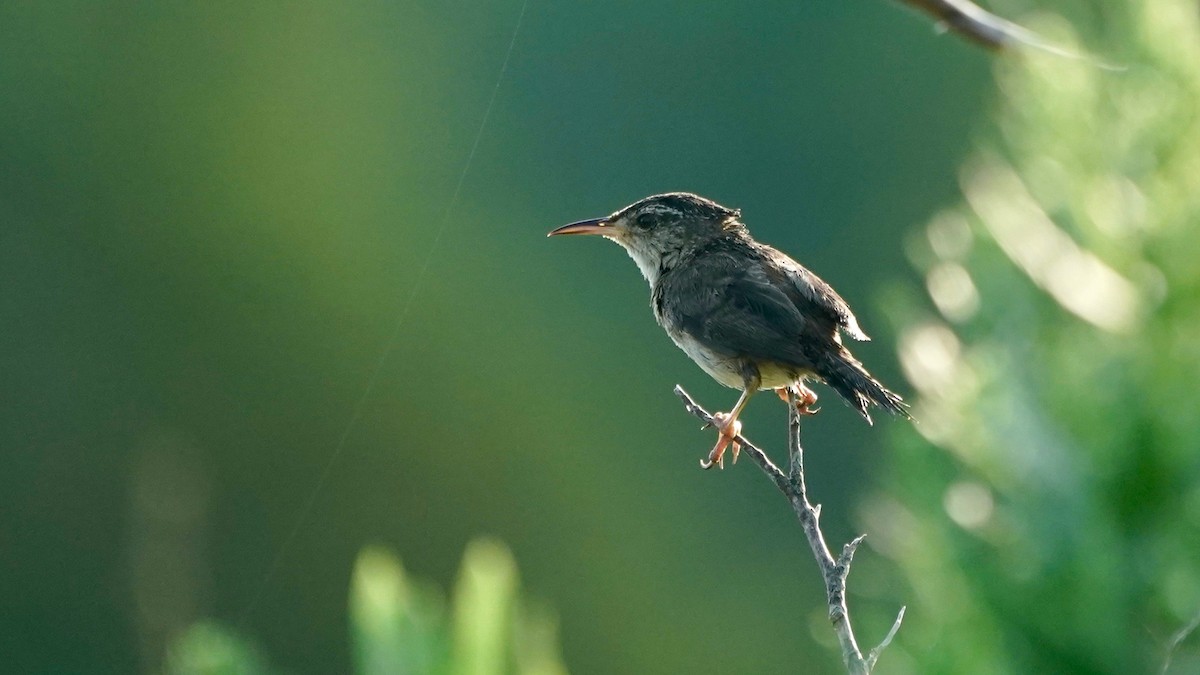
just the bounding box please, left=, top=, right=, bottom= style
left=663, top=325, right=746, bottom=389
left=664, top=327, right=811, bottom=390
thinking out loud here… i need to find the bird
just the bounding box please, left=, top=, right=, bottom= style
left=548, top=192, right=910, bottom=469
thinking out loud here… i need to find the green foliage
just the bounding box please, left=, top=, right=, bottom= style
left=870, top=1, right=1200, bottom=673
left=167, top=540, right=567, bottom=675
left=166, top=622, right=272, bottom=675
left=0, top=1, right=989, bottom=672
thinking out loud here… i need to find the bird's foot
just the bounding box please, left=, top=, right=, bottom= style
left=700, top=412, right=742, bottom=470
left=777, top=385, right=820, bottom=416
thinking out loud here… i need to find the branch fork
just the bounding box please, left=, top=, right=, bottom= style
left=674, top=385, right=905, bottom=674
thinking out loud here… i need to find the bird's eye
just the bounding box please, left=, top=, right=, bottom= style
left=635, top=213, right=655, bottom=228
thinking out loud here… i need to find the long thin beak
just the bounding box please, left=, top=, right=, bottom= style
left=547, top=217, right=610, bottom=237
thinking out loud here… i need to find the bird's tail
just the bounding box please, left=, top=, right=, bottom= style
left=818, top=349, right=910, bottom=425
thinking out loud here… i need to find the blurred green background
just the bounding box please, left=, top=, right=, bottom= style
left=3, top=0, right=1199, bottom=673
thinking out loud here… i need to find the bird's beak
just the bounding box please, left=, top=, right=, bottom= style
left=547, top=217, right=611, bottom=237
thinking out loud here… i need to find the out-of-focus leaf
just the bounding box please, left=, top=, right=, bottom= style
left=165, top=621, right=271, bottom=675
left=177, top=539, right=567, bottom=675
left=513, top=602, right=568, bottom=675
left=350, top=546, right=448, bottom=675
left=451, top=539, right=519, bottom=675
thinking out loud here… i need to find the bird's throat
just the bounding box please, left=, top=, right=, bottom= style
left=626, top=250, right=663, bottom=286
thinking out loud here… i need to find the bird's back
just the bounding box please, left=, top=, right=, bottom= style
left=652, top=234, right=909, bottom=422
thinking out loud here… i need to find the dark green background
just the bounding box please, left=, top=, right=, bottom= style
left=0, top=1, right=989, bottom=673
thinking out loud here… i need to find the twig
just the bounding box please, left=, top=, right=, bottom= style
left=1161, top=609, right=1200, bottom=675
left=674, top=386, right=789, bottom=491
left=896, top=0, right=1024, bottom=50
left=674, top=385, right=904, bottom=674
left=894, top=0, right=1119, bottom=68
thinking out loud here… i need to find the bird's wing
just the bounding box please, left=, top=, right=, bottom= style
left=760, top=246, right=870, bottom=341
left=659, top=251, right=819, bottom=368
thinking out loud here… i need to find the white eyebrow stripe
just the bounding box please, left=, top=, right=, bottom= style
left=637, top=204, right=682, bottom=218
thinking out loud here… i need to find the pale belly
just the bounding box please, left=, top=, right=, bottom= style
left=669, top=330, right=809, bottom=390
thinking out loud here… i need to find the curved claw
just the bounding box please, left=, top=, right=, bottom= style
left=777, top=385, right=821, bottom=416
left=702, top=412, right=742, bottom=470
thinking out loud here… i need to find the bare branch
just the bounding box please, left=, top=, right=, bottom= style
left=674, top=385, right=788, bottom=493
left=895, top=0, right=1118, bottom=68
left=1161, top=609, right=1200, bottom=675
left=674, top=385, right=904, bottom=674
left=866, top=606, right=907, bottom=670
left=897, top=0, right=1022, bottom=50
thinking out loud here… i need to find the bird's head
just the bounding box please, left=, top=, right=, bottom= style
left=548, top=192, right=742, bottom=284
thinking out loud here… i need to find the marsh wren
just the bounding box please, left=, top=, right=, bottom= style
left=549, top=192, right=909, bottom=469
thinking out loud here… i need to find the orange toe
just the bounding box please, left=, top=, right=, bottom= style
left=701, top=413, right=742, bottom=470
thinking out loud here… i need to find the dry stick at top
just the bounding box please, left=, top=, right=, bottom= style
left=896, top=0, right=1117, bottom=67
left=1161, top=609, right=1200, bottom=675
left=674, top=385, right=905, bottom=675
left=898, top=0, right=1022, bottom=49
